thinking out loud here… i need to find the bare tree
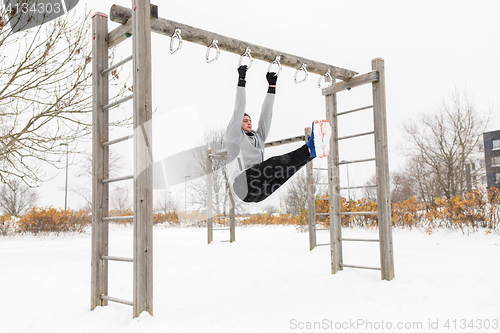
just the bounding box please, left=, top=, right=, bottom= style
left=0, top=178, right=37, bottom=216
left=155, top=190, right=179, bottom=214
left=282, top=168, right=326, bottom=215
left=0, top=7, right=128, bottom=187
left=401, top=90, right=489, bottom=200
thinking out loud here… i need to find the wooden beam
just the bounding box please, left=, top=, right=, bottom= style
left=108, top=4, right=358, bottom=81
left=372, top=58, right=395, bottom=281
left=305, top=127, right=316, bottom=251
left=132, top=0, right=154, bottom=318
left=206, top=149, right=213, bottom=244
left=322, top=71, right=379, bottom=95
left=91, top=12, right=110, bottom=311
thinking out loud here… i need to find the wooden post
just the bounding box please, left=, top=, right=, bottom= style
left=206, top=149, right=214, bottom=244
left=325, top=85, right=343, bottom=274
left=91, top=12, right=109, bottom=310
left=228, top=180, right=236, bottom=243
left=372, top=58, right=395, bottom=280
left=305, top=127, right=316, bottom=250
left=132, top=0, right=153, bottom=317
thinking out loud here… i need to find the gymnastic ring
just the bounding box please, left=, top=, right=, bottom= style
left=318, top=69, right=333, bottom=89
left=294, top=63, right=308, bottom=83
left=238, top=47, right=253, bottom=69
left=267, top=55, right=282, bottom=76
left=170, top=28, right=183, bottom=55
left=206, top=39, right=220, bottom=63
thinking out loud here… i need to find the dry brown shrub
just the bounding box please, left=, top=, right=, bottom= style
left=18, top=207, right=91, bottom=235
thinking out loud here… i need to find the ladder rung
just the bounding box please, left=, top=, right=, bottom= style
left=101, top=55, right=133, bottom=75
left=102, top=174, right=133, bottom=183
left=340, top=211, right=378, bottom=216
left=221, top=240, right=232, bottom=242
left=341, top=264, right=381, bottom=271
left=100, top=295, right=133, bottom=306
left=342, top=238, right=379, bottom=242
left=315, top=243, right=330, bottom=247
left=338, top=158, right=376, bottom=166
left=101, top=255, right=134, bottom=262
left=102, top=215, right=134, bottom=222
left=102, top=135, right=133, bottom=147
left=212, top=216, right=230, bottom=219
left=313, top=168, right=328, bottom=171
left=337, top=105, right=373, bottom=116
left=315, top=197, right=328, bottom=201
left=213, top=228, right=230, bottom=231
left=315, top=213, right=330, bottom=216
left=338, top=131, right=374, bottom=141
left=316, top=228, right=329, bottom=231
left=102, top=94, right=133, bottom=110
left=340, top=184, right=377, bottom=190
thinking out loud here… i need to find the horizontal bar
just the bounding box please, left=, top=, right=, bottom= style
left=102, top=215, right=134, bottom=222
left=337, top=131, right=374, bottom=141
left=338, top=158, right=376, bottom=165
left=341, top=264, right=381, bottom=271
left=100, top=295, right=133, bottom=306
left=315, top=213, right=330, bottom=216
left=102, top=174, right=133, bottom=183
left=322, top=71, right=379, bottom=95
left=221, top=240, right=232, bottom=243
left=313, top=168, right=329, bottom=171
left=337, top=105, right=373, bottom=117
left=208, top=154, right=228, bottom=160
left=265, top=135, right=306, bottom=148
left=315, top=197, right=328, bottom=201
left=339, top=184, right=377, bottom=190
left=102, top=94, right=133, bottom=110
left=101, top=55, right=133, bottom=75
left=316, top=243, right=330, bottom=247
left=342, top=238, right=379, bottom=242
left=109, top=5, right=358, bottom=80
left=100, top=255, right=134, bottom=262
left=340, top=211, right=378, bottom=216
left=213, top=228, right=231, bottom=231
left=102, top=135, right=133, bottom=147
left=316, top=228, right=330, bottom=231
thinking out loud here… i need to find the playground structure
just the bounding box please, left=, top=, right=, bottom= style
left=91, top=1, right=394, bottom=318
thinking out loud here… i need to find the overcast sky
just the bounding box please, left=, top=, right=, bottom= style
left=34, top=0, right=500, bottom=210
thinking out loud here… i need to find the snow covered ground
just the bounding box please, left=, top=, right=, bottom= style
left=1, top=225, right=499, bottom=333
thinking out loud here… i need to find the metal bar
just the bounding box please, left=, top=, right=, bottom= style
left=265, top=135, right=306, bottom=148
left=338, top=158, right=376, bottom=165
left=337, top=105, right=373, bottom=117
left=102, top=174, right=133, bottom=183
left=101, top=55, right=133, bottom=75
left=100, top=295, right=133, bottom=306
left=213, top=228, right=230, bottom=231
left=340, top=184, right=377, bottom=190
left=316, top=243, right=330, bottom=247
left=338, top=131, right=374, bottom=141
left=313, top=168, right=328, bottom=171
left=341, top=264, right=381, bottom=271
left=101, top=255, right=134, bottom=262
left=102, top=135, right=133, bottom=147
left=316, top=228, right=330, bottom=231
left=340, top=211, right=378, bottom=216
left=109, top=5, right=358, bottom=80
left=342, top=238, right=379, bottom=242
left=322, top=71, right=379, bottom=95
left=102, top=216, right=134, bottom=222
left=102, top=94, right=133, bottom=110
left=315, top=213, right=330, bottom=216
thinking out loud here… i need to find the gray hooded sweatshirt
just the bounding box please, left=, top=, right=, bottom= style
left=226, top=87, right=275, bottom=184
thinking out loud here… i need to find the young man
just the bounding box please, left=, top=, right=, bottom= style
left=226, top=65, right=331, bottom=203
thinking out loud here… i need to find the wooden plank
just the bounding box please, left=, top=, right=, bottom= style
left=322, top=71, right=379, bottom=95
left=108, top=18, right=132, bottom=49
left=91, top=12, right=110, bottom=311
left=305, top=127, right=316, bottom=251
left=206, top=149, right=213, bottom=244
left=372, top=58, right=395, bottom=281
left=324, top=85, right=343, bottom=274
left=132, top=0, right=154, bottom=318
left=109, top=4, right=358, bottom=80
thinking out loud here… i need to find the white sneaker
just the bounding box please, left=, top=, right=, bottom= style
left=313, top=120, right=331, bottom=158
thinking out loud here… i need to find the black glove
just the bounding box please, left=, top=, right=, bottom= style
left=266, top=72, right=277, bottom=94
left=238, top=65, right=247, bottom=87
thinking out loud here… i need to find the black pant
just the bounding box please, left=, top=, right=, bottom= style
left=233, top=145, right=314, bottom=203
